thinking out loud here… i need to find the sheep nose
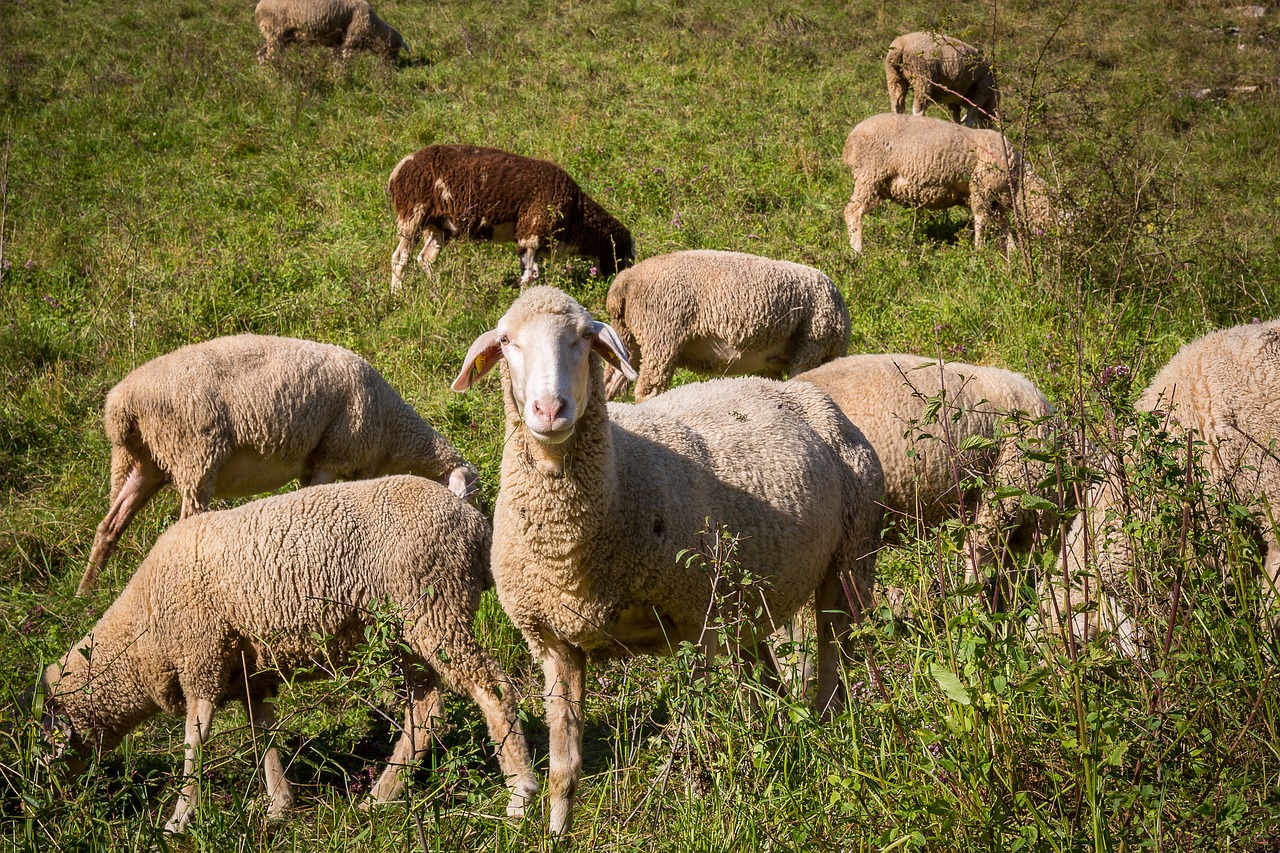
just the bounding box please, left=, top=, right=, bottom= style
left=532, top=396, right=566, bottom=422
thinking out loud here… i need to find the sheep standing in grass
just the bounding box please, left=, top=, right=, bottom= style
left=254, top=0, right=407, bottom=63
left=600, top=250, right=850, bottom=402
left=388, top=145, right=635, bottom=292
left=452, top=286, right=883, bottom=834
left=40, top=476, right=537, bottom=834
left=885, top=32, right=999, bottom=127
left=841, top=113, right=1054, bottom=254
left=80, top=334, right=478, bottom=596
left=1038, top=320, right=1280, bottom=654
left=795, top=354, right=1062, bottom=602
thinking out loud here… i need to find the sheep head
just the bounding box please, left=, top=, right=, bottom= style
left=451, top=287, right=636, bottom=445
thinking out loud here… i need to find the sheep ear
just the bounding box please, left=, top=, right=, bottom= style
left=452, top=330, right=504, bottom=392
left=591, top=321, right=638, bottom=381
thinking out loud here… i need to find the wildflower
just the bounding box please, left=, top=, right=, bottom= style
left=670, top=211, right=683, bottom=229
left=26, top=259, right=35, bottom=269
left=589, top=266, right=599, bottom=277
left=1099, top=364, right=1131, bottom=387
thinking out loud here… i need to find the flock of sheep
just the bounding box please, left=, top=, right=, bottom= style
left=29, top=0, right=1280, bottom=839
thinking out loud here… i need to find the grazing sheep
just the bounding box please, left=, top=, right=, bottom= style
left=80, top=334, right=478, bottom=596
left=841, top=113, right=1054, bottom=254
left=885, top=32, right=999, bottom=127
left=254, top=0, right=407, bottom=63
left=452, top=286, right=883, bottom=834
left=39, top=476, right=537, bottom=834
left=388, top=145, right=635, bottom=292
left=600, top=250, right=851, bottom=402
left=794, top=354, right=1062, bottom=601
left=1038, top=320, right=1280, bottom=654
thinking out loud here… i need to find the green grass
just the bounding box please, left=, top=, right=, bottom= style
left=4, top=0, right=1280, bottom=848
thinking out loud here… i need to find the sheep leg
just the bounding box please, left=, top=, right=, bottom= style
left=81, top=456, right=167, bottom=596
left=390, top=224, right=421, bottom=293
left=542, top=640, right=586, bottom=836
left=517, top=238, right=543, bottom=287
left=843, top=187, right=880, bottom=254
left=165, top=697, right=217, bottom=834
left=245, top=691, right=296, bottom=820
left=462, top=662, right=538, bottom=818
left=179, top=479, right=214, bottom=520
left=1261, top=531, right=1280, bottom=641
left=634, top=347, right=678, bottom=403
left=368, top=669, right=445, bottom=803
left=416, top=227, right=447, bottom=272
left=911, top=82, right=929, bottom=116
left=813, top=572, right=853, bottom=718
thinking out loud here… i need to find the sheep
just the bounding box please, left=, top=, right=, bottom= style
left=387, top=145, right=635, bottom=292
left=599, top=250, right=851, bottom=402
left=80, top=334, right=478, bottom=596
left=1037, top=320, right=1280, bottom=654
left=254, top=0, right=407, bottom=63
left=451, top=286, right=883, bottom=834
left=841, top=113, right=1055, bottom=254
left=885, top=32, right=1000, bottom=128
left=37, top=476, right=537, bottom=833
left=794, top=354, right=1062, bottom=604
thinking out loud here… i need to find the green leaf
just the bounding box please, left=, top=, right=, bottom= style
left=957, top=434, right=999, bottom=452
left=927, top=663, right=972, bottom=705
left=1020, top=494, right=1058, bottom=512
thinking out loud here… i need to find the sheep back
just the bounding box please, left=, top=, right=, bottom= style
left=843, top=114, right=1018, bottom=212
left=605, top=250, right=850, bottom=398
left=104, top=334, right=436, bottom=498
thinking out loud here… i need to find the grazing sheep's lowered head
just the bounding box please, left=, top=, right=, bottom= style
left=451, top=287, right=637, bottom=444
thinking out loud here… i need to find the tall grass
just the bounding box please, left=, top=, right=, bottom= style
left=3, top=0, right=1280, bottom=848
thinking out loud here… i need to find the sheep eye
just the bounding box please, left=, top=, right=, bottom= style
left=498, top=334, right=511, bottom=346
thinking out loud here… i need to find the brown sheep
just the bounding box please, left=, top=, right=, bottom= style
left=388, top=145, right=635, bottom=291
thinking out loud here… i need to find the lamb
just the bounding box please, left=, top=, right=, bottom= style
left=80, top=334, right=478, bottom=596
left=387, top=145, right=635, bottom=292
left=794, top=354, right=1062, bottom=602
left=1037, top=320, right=1280, bottom=654
left=885, top=32, right=1000, bottom=127
left=254, top=0, right=407, bottom=63
left=452, top=286, right=883, bottom=834
left=841, top=113, right=1055, bottom=254
left=37, top=476, right=537, bottom=833
left=600, top=250, right=851, bottom=402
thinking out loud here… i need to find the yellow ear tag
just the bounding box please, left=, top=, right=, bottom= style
left=470, top=352, right=488, bottom=383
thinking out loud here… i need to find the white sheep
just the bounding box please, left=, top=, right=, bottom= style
left=39, top=476, right=537, bottom=833
left=885, top=32, right=999, bottom=127
left=388, top=145, right=635, bottom=292
left=794, top=354, right=1062, bottom=601
left=254, top=0, right=407, bottom=63
left=1038, top=320, right=1280, bottom=654
left=841, top=113, right=1054, bottom=254
left=80, top=334, right=478, bottom=596
left=452, top=286, right=883, bottom=835
left=600, top=250, right=851, bottom=402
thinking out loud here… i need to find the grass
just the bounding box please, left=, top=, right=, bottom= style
left=3, top=0, right=1280, bottom=848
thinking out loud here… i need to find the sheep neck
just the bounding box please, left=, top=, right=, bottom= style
left=499, top=363, right=615, bottom=561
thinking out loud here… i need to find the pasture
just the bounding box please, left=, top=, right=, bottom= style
left=2, top=0, right=1280, bottom=848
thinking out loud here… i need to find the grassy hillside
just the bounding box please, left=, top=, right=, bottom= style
left=3, top=0, right=1280, bottom=849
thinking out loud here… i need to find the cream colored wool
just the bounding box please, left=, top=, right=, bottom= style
left=81, top=333, right=476, bottom=595
left=841, top=113, right=1054, bottom=254
left=254, top=0, right=406, bottom=62
left=453, top=286, right=883, bottom=835
left=885, top=32, right=999, bottom=127
left=795, top=354, right=1061, bottom=594
left=602, top=250, right=850, bottom=401
left=41, top=477, right=536, bottom=834
left=1038, top=320, right=1280, bottom=654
